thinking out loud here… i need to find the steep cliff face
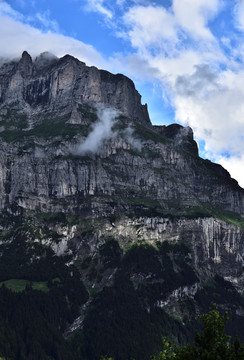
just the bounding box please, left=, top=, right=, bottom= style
left=104, top=216, right=244, bottom=276
left=0, top=51, right=242, bottom=216
left=0, top=51, right=244, bottom=359
left=0, top=51, right=244, bottom=280
left=0, top=51, right=150, bottom=124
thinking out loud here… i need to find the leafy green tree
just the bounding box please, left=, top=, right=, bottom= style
left=153, top=304, right=244, bottom=360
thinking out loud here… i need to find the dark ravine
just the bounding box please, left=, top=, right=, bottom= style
left=0, top=51, right=243, bottom=360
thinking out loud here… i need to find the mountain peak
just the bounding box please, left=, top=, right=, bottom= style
left=0, top=51, right=150, bottom=125
left=34, top=51, right=58, bottom=69
left=21, top=50, right=32, bottom=60
left=18, top=50, right=33, bottom=77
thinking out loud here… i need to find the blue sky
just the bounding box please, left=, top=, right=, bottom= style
left=0, top=0, right=244, bottom=187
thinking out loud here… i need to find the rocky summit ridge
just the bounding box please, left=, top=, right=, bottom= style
left=0, top=51, right=244, bottom=359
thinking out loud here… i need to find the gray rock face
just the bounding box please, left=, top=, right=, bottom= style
left=0, top=51, right=150, bottom=125
left=0, top=131, right=242, bottom=216
left=105, top=216, right=244, bottom=275
left=0, top=51, right=243, bottom=294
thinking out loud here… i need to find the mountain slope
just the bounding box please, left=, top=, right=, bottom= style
left=0, top=51, right=244, bottom=360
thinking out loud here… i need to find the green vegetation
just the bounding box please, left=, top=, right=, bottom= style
left=88, top=194, right=243, bottom=228
left=77, top=271, right=185, bottom=360
left=133, top=122, right=169, bottom=144
left=119, top=195, right=165, bottom=217
left=99, top=238, right=122, bottom=268
left=0, top=286, right=81, bottom=360
left=0, top=212, right=63, bottom=244
left=123, top=195, right=160, bottom=208
left=100, top=305, right=244, bottom=360
left=72, top=240, right=198, bottom=359
left=156, top=202, right=244, bottom=228
left=0, top=217, right=89, bottom=360
left=0, top=107, right=96, bottom=143
left=195, top=275, right=244, bottom=311
left=0, top=223, right=88, bottom=305
left=0, top=222, right=243, bottom=360
left=213, top=208, right=244, bottom=228
left=72, top=237, right=244, bottom=360
left=177, top=205, right=212, bottom=218
left=77, top=103, right=97, bottom=123
left=152, top=305, right=244, bottom=360
left=183, top=204, right=244, bottom=228
left=0, top=109, right=28, bottom=129
left=35, top=211, right=67, bottom=224
left=124, top=147, right=161, bottom=160
left=111, top=115, right=130, bottom=132
left=0, top=279, right=49, bottom=293
left=102, top=163, right=130, bottom=182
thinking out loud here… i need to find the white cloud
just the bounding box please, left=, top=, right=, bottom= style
left=217, top=155, right=244, bottom=188
left=0, top=1, right=59, bottom=33
left=116, top=0, right=125, bottom=6
left=151, top=50, right=202, bottom=82
left=172, top=66, right=244, bottom=190
left=234, top=0, right=244, bottom=30
left=35, top=10, right=59, bottom=32
left=0, top=13, right=107, bottom=68
left=0, top=0, right=23, bottom=20
left=85, top=0, right=113, bottom=19
left=75, top=105, right=119, bottom=154
left=123, top=5, right=176, bottom=53
left=117, top=1, right=244, bottom=187
left=173, top=0, right=222, bottom=39
left=173, top=68, right=244, bottom=156
left=122, top=1, right=223, bottom=57
left=221, top=36, right=231, bottom=48
left=120, top=1, right=225, bottom=81
left=110, top=52, right=158, bottom=84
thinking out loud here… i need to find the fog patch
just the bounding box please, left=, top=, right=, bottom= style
left=34, top=51, right=58, bottom=69
left=72, top=105, right=143, bottom=155
left=121, top=126, right=142, bottom=151
left=75, top=105, right=119, bottom=154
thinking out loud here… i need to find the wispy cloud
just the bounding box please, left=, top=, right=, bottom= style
left=0, top=1, right=23, bottom=20
left=172, top=0, right=222, bottom=40
left=74, top=105, right=119, bottom=154
left=35, top=10, right=59, bottom=33
left=123, top=5, right=176, bottom=54
left=84, top=0, right=113, bottom=19
left=116, top=0, right=126, bottom=6
left=0, top=1, right=59, bottom=33
left=233, top=0, right=244, bottom=30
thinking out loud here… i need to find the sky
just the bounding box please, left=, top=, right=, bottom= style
left=0, top=0, right=244, bottom=188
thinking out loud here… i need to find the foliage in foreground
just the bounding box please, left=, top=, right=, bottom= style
left=152, top=304, right=244, bottom=360
left=102, top=305, right=244, bottom=360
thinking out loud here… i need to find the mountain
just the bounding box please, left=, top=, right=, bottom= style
left=0, top=51, right=243, bottom=360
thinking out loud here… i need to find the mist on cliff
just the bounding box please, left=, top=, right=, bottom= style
left=122, top=126, right=142, bottom=151
left=34, top=51, right=58, bottom=69
left=75, top=105, right=119, bottom=154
